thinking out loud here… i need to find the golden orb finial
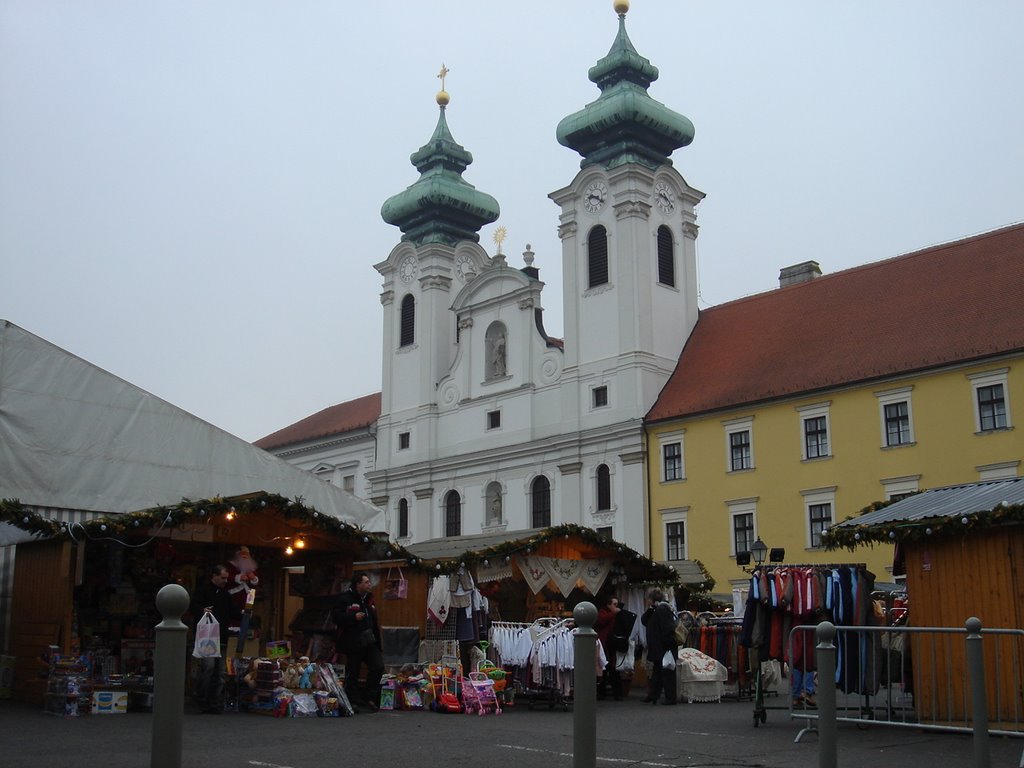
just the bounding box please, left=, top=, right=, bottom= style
left=613, top=0, right=629, bottom=15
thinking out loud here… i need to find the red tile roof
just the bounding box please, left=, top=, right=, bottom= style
left=648, top=223, right=1024, bottom=423
left=254, top=392, right=381, bottom=450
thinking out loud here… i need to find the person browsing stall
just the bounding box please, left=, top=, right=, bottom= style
left=595, top=594, right=624, bottom=700
left=190, top=564, right=239, bottom=714
left=640, top=587, right=679, bottom=705
left=332, top=571, right=384, bottom=712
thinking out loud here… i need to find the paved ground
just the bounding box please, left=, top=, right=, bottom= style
left=3, top=688, right=1021, bottom=768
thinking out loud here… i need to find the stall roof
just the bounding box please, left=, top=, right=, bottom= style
left=404, top=528, right=547, bottom=562
left=655, top=560, right=711, bottom=587
left=0, top=320, right=385, bottom=544
left=404, top=524, right=698, bottom=585
left=824, top=477, right=1024, bottom=550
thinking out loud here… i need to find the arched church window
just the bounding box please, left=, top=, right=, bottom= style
left=400, top=294, right=415, bottom=347
left=445, top=490, right=461, bottom=537
left=596, top=464, right=611, bottom=511
left=657, top=225, right=675, bottom=287
left=398, top=498, right=409, bottom=538
left=485, top=322, right=508, bottom=379
left=587, top=225, right=608, bottom=288
left=486, top=482, right=503, bottom=526
left=531, top=475, right=551, bottom=528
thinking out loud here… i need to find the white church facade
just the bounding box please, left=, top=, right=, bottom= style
left=256, top=2, right=703, bottom=554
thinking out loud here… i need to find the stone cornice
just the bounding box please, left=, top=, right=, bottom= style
left=613, top=199, right=652, bottom=221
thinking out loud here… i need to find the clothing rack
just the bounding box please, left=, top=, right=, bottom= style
left=751, top=562, right=867, bottom=570
left=530, top=617, right=573, bottom=644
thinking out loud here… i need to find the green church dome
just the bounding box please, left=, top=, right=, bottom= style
left=382, top=95, right=499, bottom=247
left=556, top=4, right=694, bottom=170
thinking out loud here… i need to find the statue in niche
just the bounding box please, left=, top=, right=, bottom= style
left=487, top=489, right=502, bottom=525
left=487, top=326, right=507, bottom=379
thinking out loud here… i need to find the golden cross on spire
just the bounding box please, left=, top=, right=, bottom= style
left=437, top=63, right=449, bottom=91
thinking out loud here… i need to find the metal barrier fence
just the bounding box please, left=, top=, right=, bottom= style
left=785, top=620, right=1023, bottom=767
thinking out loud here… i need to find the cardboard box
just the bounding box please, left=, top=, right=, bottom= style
left=91, top=690, right=128, bottom=714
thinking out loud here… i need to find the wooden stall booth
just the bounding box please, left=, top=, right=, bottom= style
left=2, top=493, right=409, bottom=707
left=825, top=478, right=1024, bottom=730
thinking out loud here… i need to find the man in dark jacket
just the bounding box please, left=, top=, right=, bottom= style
left=191, top=564, right=238, bottom=713
left=332, top=571, right=384, bottom=711
left=640, top=587, right=678, bottom=705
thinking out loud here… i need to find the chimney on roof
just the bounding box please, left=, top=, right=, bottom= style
left=779, top=260, right=822, bottom=288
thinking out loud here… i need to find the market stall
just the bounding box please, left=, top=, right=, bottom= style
left=398, top=524, right=713, bottom=706
left=1, top=492, right=408, bottom=710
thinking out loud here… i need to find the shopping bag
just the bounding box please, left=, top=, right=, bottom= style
left=662, top=650, right=677, bottom=670
left=192, top=613, right=221, bottom=658
left=383, top=567, right=408, bottom=600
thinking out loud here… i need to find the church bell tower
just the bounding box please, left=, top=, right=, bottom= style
left=550, top=0, right=704, bottom=422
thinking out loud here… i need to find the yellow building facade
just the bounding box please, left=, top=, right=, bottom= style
left=648, top=356, right=1022, bottom=596
left=644, top=224, right=1024, bottom=598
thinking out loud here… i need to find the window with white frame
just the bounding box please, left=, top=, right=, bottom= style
left=666, top=522, right=685, bottom=560
left=659, top=430, right=684, bottom=482
left=726, top=498, right=757, bottom=557
left=801, top=487, right=836, bottom=549
left=797, top=402, right=831, bottom=460
left=875, top=386, right=914, bottom=447
left=969, top=369, right=1011, bottom=432
left=398, top=498, right=410, bottom=538
left=596, top=464, right=612, bottom=511
left=662, top=507, right=688, bottom=561
left=976, top=461, right=1020, bottom=481
left=881, top=475, right=920, bottom=501
left=444, top=490, right=461, bottom=537
left=723, top=416, right=753, bottom=472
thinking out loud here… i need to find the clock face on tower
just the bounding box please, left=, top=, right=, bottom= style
left=399, top=256, right=418, bottom=283
left=455, top=253, right=475, bottom=283
left=654, top=181, right=675, bottom=214
left=583, top=181, right=607, bottom=213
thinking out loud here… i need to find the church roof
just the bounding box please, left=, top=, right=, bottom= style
left=381, top=95, right=500, bottom=246
left=647, top=222, right=1024, bottom=423
left=254, top=392, right=381, bottom=451
left=556, top=3, right=694, bottom=170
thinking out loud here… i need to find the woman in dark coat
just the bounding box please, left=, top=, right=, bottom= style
left=640, top=587, right=678, bottom=705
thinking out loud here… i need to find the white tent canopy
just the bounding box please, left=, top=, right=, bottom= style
left=0, top=320, right=385, bottom=543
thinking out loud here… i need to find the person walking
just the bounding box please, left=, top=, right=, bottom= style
left=640, top=587, right=678, bottom=705
left=190, top=564, right=238, bottom=714
left=332, top=571, right=384, bottom=712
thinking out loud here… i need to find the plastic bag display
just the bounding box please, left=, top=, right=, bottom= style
left=383, top=567, right=408, bottom=600
left=192, top=613, right=221, bottom=658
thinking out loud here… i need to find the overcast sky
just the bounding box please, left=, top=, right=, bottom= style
left=2, top=1, right=1022, bottom=443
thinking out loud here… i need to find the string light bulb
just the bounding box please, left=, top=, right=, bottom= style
left=294, top=536, right=306, bottom=549
left=225, top=510, right=236, bottom=522
left=285, top=545, right=294, bottom=555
